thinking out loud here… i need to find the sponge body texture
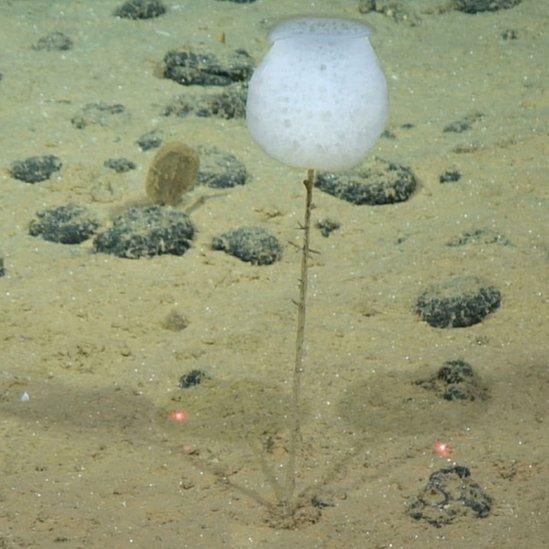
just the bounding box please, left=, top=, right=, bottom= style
left=246, top=17, right=388, bottom=170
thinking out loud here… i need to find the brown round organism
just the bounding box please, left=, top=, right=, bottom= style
left=145, top=142, right=199, bottom=206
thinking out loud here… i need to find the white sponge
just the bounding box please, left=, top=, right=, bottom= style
left=246, top=17, right=388, bottom=171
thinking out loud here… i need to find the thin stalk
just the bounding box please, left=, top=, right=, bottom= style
left=284, top=168, right=315, bottom=517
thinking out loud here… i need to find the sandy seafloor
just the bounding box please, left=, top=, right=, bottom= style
left=0, top=0, right=547, bottom=547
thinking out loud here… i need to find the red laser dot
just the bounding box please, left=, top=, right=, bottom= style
left=169, top=409, right=188, bottom=423
left=433, top=440, right=451, bottom=457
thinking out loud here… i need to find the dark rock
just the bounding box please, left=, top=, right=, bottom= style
left=446, top=228, right=511, bottom=247
left=114, top=0, right=166, bottom=19
left=452, top=142, right=481, bottom=154
left=416, top=276, right=501, bottom=328
left=196, top=84, right=247, bottom=118
left=454, top=0, right=521, bottom=13
left=10, top=155, right=62, bottom=183
left=29, top=204, right=100, bottom=244
left=442, top=386, right=471, bottom=401
left=416, top=359, right=488, bottom=402
left=32, top=31, right=73, bottom=51
left=137, top=131, right=162, bottom=151
left=358, top=0, right=377, bottom=12
left=381, top=129, right=397, bottom=140
left=163, top=83, right=247, bottom=119
left=501, top=29, right=518, bottom=40
left=438, top=360, right=475, bottom=384
left=401, top=122, right=414, bottom=129
left=71, top=102, right=128, bottom=129
left=311, top=496, right=333, bottom=509
left=439, top=169, right=461, bottom=183
left=315, top=159, right=416, bottom=206
left=316, top=218, right=341, bottom=237
left=0, top=256, right=4, bottom=277
left=409, top=465, right=492, bottom=527
left=162, top=310, right=189, bottom=331
left=163, top=48, right=253, bottom=87
left=215, top=0, right=258, bottom=3
left=443, top=112, right=483, bottom=133
left=94, top=205, right=194, bottom=259
left=359, top=0, right=421, bottom=25
left=212, top=227, right=282, bottom=265
left=104, top=158, right=137, bottom=173
left=179, top=369, right=209, bottom=389
left=197, top=146, right=247, bottom=188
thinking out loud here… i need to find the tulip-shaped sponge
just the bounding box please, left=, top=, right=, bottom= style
left=246, top=17, right=388, bottom=170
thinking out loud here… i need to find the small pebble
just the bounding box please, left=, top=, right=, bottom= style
left=416, top=276, right=501, bottom=328
left=197, top=146, right=248, bottom=189
left=94, top=205, right=194, bottom=259
left=316, top=218, right=341, bottom=237
left=145, top=142, right=199, bottom=206
left=114, top=0, right=166, bottom=19
left=10, top=155, right=62, bottom=183
left=162, top=310, right=189, bottom=331
left=358, top=0, right=421, bottom=26
left=501, top=29, right=518, bottom=40
left=32, top=31, right=73, bottom=51
left=454, top=0, right=521, bottom=13
left=409, top=465, right=492, bottom=526
left=212, top=226, right=282, bottom=265
left=71, top=102, right=128, bottom=129
left=90, top=173, right=123, bottom=203
left=137, top=131, right=163, bottom=151
left=29, top=204, right=100, bottom=244
left=452, top=142, right=481, bottom=154
left=104, top=158, right=136, bottom=173
left=20, top=392, right=31, bottom=402
left=416, top=359, right=488, bottom=401
left=439, top=169, right=461, bottom=183
left=443, top=112, right=483, bottom=133
left=0, top=255, right=4, bottom=277
left=179, top=369, right=209, bottom=389
left=446, top=228, right=511, bottom=247
left=315, top=159, right=416, bottom=206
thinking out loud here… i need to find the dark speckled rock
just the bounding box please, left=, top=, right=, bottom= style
left=10, top=155, right=62, bottom=183
left=114, top=0, right=166, bottom=19
left=197, top=146, right=248, bottom=189
left=104, top=158, right=137, bottom=173
left=416, top=359, right=488, bottom=402
left=163, top=48, right=253, bottom=87
left=94, top=205, right=194, bottom=259
left=454, top=0, right=521, bottom=13
left=29, top=204, right=100, bottom=244
left=416, top=276, right=501, bottom=328
left=315, top=159, right=416, bottom=206
left=32, top=31, right=73, bottom=51
left=212, top=227, right=281, bottom=265
left=409, top=466, right=492, bottom=527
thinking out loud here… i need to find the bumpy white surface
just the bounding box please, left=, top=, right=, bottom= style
left=268, top=17, right=372, bottom=42
left=246, top=18, right=388, bottom=171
